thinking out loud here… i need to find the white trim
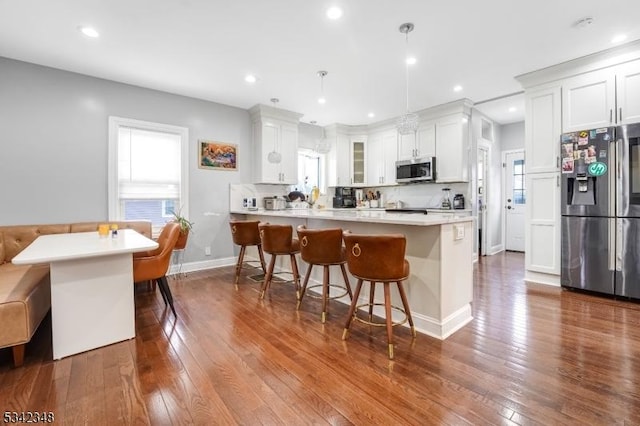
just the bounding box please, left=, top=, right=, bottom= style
left=524, top=270, right=560, bottom=287
left=477, top=140, right=491, bottom=256
left=489, top=244, right=504, bottom=255
left=501, top=149, right=525, bottom=253
left=108, top=116, right=190, bottom=225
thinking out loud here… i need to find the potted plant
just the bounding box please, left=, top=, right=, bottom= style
left=171, top=209, right=194, bottom=250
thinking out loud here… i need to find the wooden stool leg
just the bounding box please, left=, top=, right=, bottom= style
left=342, top=279, right=364, bottom=340
left=340, top=263, right=353, bottom=300
left=321, top=265, right=329, bottom=323
left=397, top=281, right=416, bottom=337
left=235, top=245, right=246, bottom=288
left=290, top=254, right=301, bottom=301
left=383, top=282, right=394, bottom=359
left=260, top=254, right=276, bottom=299
left=257, top=244, right=267, bottom=274
left=12, top=344, right=25, bottom=367
left=297, top=264, right=313, bottom=310
left=368, top=281, right=376, bottom=321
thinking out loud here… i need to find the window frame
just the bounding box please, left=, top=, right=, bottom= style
left=108, top=116, right=190, bottom=236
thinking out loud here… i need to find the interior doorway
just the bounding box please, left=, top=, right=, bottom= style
left=503, top=150, right=525, bottom=252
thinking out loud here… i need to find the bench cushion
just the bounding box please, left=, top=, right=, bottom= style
left=0, top=263, right=50, bottom=348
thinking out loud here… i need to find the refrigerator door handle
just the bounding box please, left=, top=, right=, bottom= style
left=609, top=218, right=616, bottom=271
left=616, top=220, right=623, bottom=272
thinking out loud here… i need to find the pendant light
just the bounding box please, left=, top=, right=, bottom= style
left=396, top=23, right=419, bottom=136
left=311, top=120, right=331, bottom=154
left=267, top=98, right=282, bottom=164
left=317, top=70, right=328, bottom=104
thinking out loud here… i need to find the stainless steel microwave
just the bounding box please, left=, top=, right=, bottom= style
left=396, top=157, right=436, bottom=183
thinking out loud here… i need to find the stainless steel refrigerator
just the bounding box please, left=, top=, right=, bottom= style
left=561, top=123, right=640, bottom=298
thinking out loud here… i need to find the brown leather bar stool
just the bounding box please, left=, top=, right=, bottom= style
left=258, top=223, right=301, bottom=300
left=229, top=220, right=267, bottom=289
left=341, top=231, right=416, bottom=359
left=296, top=225, right=353, bottom=323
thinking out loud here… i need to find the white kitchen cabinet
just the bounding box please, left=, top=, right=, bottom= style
left=435, top=114, right=469, bottom=183
left=525, top=172, right=561, bottom=275
left=350, top=137, right=367, bottom=185
left=326, top=132, right=351, bottom=187
left=525, top=85, right=562, bottom=173
left=397, top=122, right=436, bottom=161
left=250, top=104, right=302, bottom=185
left=562, top=60, right=640, bottom=131
left=617, top=60, right=640, bottom=124
left=367, top=130, right=397, bottom=185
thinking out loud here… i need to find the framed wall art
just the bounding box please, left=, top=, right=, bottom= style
left=198, top=140, right=237, bottom=171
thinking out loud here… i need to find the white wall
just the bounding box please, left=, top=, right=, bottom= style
left=501, top=121, right=525, bottom=151
left=0, top=57, right=251, bottom=264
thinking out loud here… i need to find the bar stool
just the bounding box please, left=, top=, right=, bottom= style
left=341, top=231, right=416, bottom=359
left=258, top=223, right=301, bottom=300
left=229, top=220, right=267, bottom=289
left=296, top=225, right=353, bottom=323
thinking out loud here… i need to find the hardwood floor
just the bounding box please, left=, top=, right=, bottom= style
left=1, top=252, right=640, bottom=425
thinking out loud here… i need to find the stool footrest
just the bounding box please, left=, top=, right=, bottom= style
left=305, top=284, right=350, bottom=300
left=352, top=303, right=409, bottom=328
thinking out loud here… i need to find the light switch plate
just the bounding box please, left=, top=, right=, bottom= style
left=454, top=225, right=465, bottom=240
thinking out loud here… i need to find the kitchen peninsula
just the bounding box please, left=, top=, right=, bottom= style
left=230, top=208, right=474, bottom=339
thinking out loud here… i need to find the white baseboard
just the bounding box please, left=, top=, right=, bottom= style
left=489, top=244, right=504, bottom=255
left=168, top=256, right=236, bottom=275
left=304, top=277, right=472, bottom=340
left=524, top=270, right=560, bottom=287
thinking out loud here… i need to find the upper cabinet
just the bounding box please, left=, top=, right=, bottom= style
left=435, top=113, right=470, bottom=183
left=326, top=128, right=350, bottom=187
left=617, top=61, right=640, bottom=124
left=525, top=85, right=562, bottom=174
left=250, top=104, right=302, bottom=184
left=562, top=60, right=640, bottom=131
left=350, top=137, right=367, bottom=186
left=397, top=123, right=435, bottom=160
left=367, top=130, right=397, bottom=185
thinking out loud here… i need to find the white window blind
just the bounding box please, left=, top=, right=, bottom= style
left=108, top=117, right=189, bottom=235
left=117, top=127, right=181, bottom=200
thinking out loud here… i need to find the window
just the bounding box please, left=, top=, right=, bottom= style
left=512, top=159, right=526, bottom=204
left=297, top=149, right=324, bottom=195
left=108, top=117, right=189, bottom=236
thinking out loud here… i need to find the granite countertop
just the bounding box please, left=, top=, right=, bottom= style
left=230, top=208, right=473, bottom=226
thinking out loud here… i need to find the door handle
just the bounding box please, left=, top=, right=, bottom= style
left=507, top=198, right=512, bottom=202
left=610, top=109, right=613, bottom=124
left=507, top=206, right=512, bottom=210
left=619, top=107, right=623, bottom=122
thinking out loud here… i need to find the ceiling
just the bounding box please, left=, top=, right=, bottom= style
left=1, top=1, right=639, bottom=127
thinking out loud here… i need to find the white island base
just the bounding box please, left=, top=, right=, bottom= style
left=231, top=209, right=474, bottom=340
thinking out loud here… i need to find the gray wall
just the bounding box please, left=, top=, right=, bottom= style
left=501, top=121, right=525, bottom=152
left=0, top=57, right=251, bottom=263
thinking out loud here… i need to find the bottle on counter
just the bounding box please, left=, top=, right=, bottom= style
left=441, top=188, right=452, bottom=210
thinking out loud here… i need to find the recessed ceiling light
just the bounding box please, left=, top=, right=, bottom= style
left=368, top=112, right=375, bottom=118
left=326, top=6, right=343, bottom=20
left=406, top=57, right=417, bottom=65
left=318, top=97, right=326, bottom=105
left=244, top=74, right=257, bottom=84
left=453, top=85, right=463, bottom=92
left=611, top=34, right=628, bottom=44
left=508, top=107, right=517, bottom=112
left=78, top=26, right=99, bottom=38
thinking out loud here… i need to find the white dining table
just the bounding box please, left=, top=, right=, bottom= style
left=12, top=229, right=158, bottom=360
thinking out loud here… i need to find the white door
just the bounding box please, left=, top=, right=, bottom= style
left=505, top=151, right=526, bottom=251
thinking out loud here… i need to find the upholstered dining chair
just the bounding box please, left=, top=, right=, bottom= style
left=133, top=222, right=181, bottom=316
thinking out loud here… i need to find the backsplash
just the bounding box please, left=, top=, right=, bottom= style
left=329, top=182, right=470, bottom=209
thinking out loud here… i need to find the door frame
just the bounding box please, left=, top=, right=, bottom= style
left=502, top=149, right=525, bottom=252
left=477, top=140, right=491, bottom=256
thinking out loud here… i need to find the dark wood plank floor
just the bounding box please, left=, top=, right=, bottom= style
left=2, top=252, right=640, bottom=425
